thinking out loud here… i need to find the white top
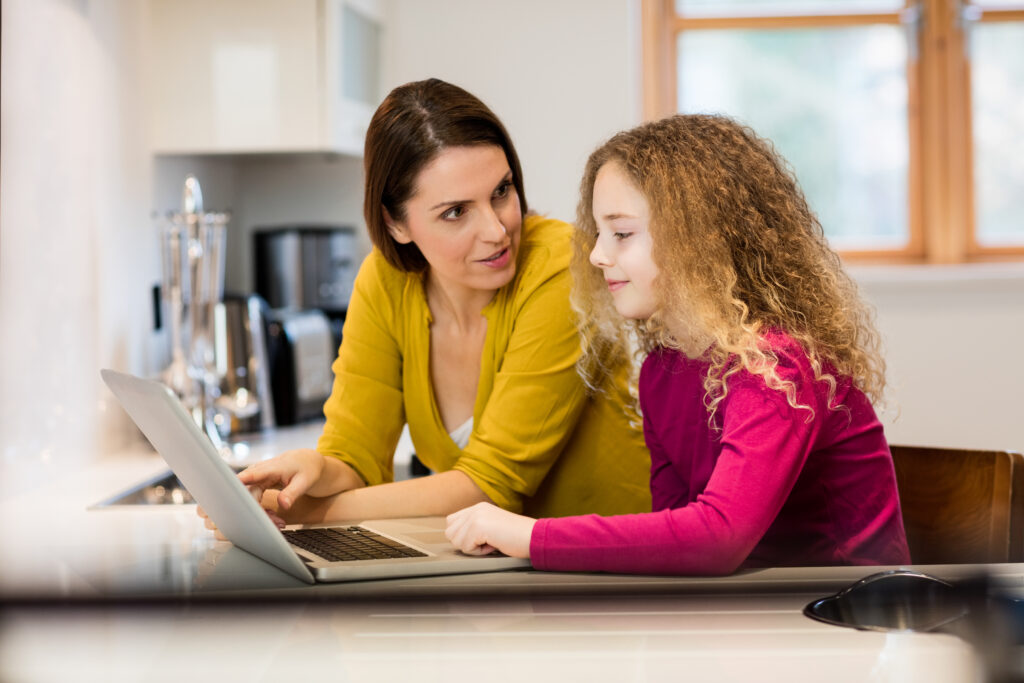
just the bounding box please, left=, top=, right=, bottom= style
left=448, top=417, right=474, bottom=450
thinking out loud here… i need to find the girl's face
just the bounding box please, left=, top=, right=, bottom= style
left=589, top=162, right=659, bottom=321
left=387, top=144, right=522, bottom=301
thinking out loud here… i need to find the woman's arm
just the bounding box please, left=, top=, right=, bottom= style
left=449, top=248, right=591, bottom=513
left=315, top=253, right=408, bottom=488
left=238, top=449, right=366, bottom=510
left=262, top=469, right=491, bottom=524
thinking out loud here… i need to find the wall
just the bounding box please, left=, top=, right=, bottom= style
left=1, top=0, right=156, bottom=478
left=228, top=154, right=367, bottom=294
left=855, top=266, right=1024, bottom=451
left=380, top=0, right=642, bottom=225
left=210, top=0, right=644, bottom=288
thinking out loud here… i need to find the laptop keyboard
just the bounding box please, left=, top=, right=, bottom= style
left=283, top=526, right=428, bottom=562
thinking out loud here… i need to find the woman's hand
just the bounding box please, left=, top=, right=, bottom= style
left=237, top=448, right=328, bottom=512
left=196, top=448, right=334, bottom=535
left=445, top=502, right=536, bottom=559
left=196, top=485, right=286, bottom=540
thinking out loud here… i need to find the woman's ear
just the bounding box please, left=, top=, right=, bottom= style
left=382, top=206, right=412, bottom=244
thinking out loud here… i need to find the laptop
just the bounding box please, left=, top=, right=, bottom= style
left=101, top=369, right=531, bottom=584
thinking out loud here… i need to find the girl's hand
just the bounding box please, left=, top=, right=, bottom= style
left=444, top=502, right=536, bottom=559
left=237, top=448, right=327, bottom=512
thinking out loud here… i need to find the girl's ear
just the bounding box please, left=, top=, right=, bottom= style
left=382, top=206, right=413, bottom=244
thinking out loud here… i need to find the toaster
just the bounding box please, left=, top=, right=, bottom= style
left=265, top=308, right=338, bottom=425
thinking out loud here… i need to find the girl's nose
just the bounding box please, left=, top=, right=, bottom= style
left=590, top=237, right=610, bottom=268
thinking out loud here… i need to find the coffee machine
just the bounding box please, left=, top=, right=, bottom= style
left=254, top=225, right=357, bottom=315
left=253, top=225, right=358, bottom=425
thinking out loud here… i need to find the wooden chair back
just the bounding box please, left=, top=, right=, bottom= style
left=890, top=445, right=1024, bottom=564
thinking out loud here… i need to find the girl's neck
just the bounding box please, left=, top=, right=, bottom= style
left=663, top=318, right=714, bottom=358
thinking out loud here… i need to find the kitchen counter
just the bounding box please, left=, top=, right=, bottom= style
left=0, top=426, right=1017, bottom=682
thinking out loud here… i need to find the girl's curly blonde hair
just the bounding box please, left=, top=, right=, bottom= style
left=572, top=114, right=886, bottom=422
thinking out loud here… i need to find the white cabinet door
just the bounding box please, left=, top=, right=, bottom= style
left=148, top=0, right=381, bottom=155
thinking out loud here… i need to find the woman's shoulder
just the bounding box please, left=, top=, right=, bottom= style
left=351, top=248, right=423, bottom=324
left=356, top=248, right=417, bottom=293
left=514, top=214, right=574, bottom=284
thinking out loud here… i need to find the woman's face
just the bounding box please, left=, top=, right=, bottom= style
left=387, top=144, right=522, bottom=300
left=589, top=161, right=659, bottom=321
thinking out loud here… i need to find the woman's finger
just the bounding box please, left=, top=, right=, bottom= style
left=238, top=465, right=280, bottom=490
left=276, top=472, right=311, bottom=510
left=260, top=488, right=281, bottom=513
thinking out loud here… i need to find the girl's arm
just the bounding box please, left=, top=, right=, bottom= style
left=445, top=502, right=537, bottom=559
left=529, top=372, right=823, bottom=576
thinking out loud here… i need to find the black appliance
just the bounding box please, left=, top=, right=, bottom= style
left=254, top=225, right=358, bottom=315
left=264, top=308, right=337, bottom=426
left=253, top=225, right=358, bottom=425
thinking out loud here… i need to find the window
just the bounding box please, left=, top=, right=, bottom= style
left=642, top=0, right=1024, bottom=262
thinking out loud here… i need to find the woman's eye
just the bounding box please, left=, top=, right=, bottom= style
left=493, top=181, right=511, bottom=200
left=441, top=206, right=465, bottom=221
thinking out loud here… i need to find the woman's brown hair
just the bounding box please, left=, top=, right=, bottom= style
left=363, top=78, right=528, bottom=272
left=572, top=114, right=886, bottom=420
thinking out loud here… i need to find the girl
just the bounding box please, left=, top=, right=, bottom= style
left=445, top=114, right=911, bottom=574
left=201, top=79, right=650, bottom=532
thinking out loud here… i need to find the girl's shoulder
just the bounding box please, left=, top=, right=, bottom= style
left=759, top=329, right=812, bottom=372
left=639, top=346, right=703, bottom=385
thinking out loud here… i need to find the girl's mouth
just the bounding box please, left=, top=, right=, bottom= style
left=607, top=279, right=628, bottom=292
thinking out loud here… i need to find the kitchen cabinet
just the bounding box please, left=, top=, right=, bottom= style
left=148, top=0, right=383, bottom=155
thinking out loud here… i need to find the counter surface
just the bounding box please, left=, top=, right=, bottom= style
left=0, top=427, right=1012, bottom=681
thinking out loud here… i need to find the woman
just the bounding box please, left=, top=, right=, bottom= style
left=210, top=79, right=650, bottom=528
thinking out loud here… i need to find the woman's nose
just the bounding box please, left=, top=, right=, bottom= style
left=481, top=208, right=509, bottom=242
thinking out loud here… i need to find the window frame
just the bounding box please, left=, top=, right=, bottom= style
left=641, top=0, right=1024, bottom=263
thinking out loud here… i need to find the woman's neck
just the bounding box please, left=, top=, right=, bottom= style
left=424, top=272, right=496, bottom=332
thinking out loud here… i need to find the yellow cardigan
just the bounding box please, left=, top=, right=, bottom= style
left=317, top=215, right=651, bottom=517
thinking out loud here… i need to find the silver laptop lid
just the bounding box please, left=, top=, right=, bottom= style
left=101, top=369, right=315, bottom=584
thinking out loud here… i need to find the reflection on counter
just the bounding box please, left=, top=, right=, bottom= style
left=90, top=469, right=196, bottom=507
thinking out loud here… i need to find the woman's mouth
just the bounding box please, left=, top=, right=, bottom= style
left=479, top=247, right=511, bottom=269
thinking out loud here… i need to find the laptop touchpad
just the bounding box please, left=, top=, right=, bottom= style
left=405, top=531, right=450, bottom=546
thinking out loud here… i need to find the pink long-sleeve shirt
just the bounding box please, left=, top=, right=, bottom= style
left=530, top=334, right=910, bottom=575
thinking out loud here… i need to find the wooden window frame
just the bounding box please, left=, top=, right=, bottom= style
left=642, top=0, right=1024, bottom=263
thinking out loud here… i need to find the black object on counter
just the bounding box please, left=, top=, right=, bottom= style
left=805, top=568, right=1024, bottom=682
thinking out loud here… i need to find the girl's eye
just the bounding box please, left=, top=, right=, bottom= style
left=613, top=232, right=632, bottom=241
left=493, top=181, right=512, bottom=200
left=441, top=205, right=465, bottom=221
